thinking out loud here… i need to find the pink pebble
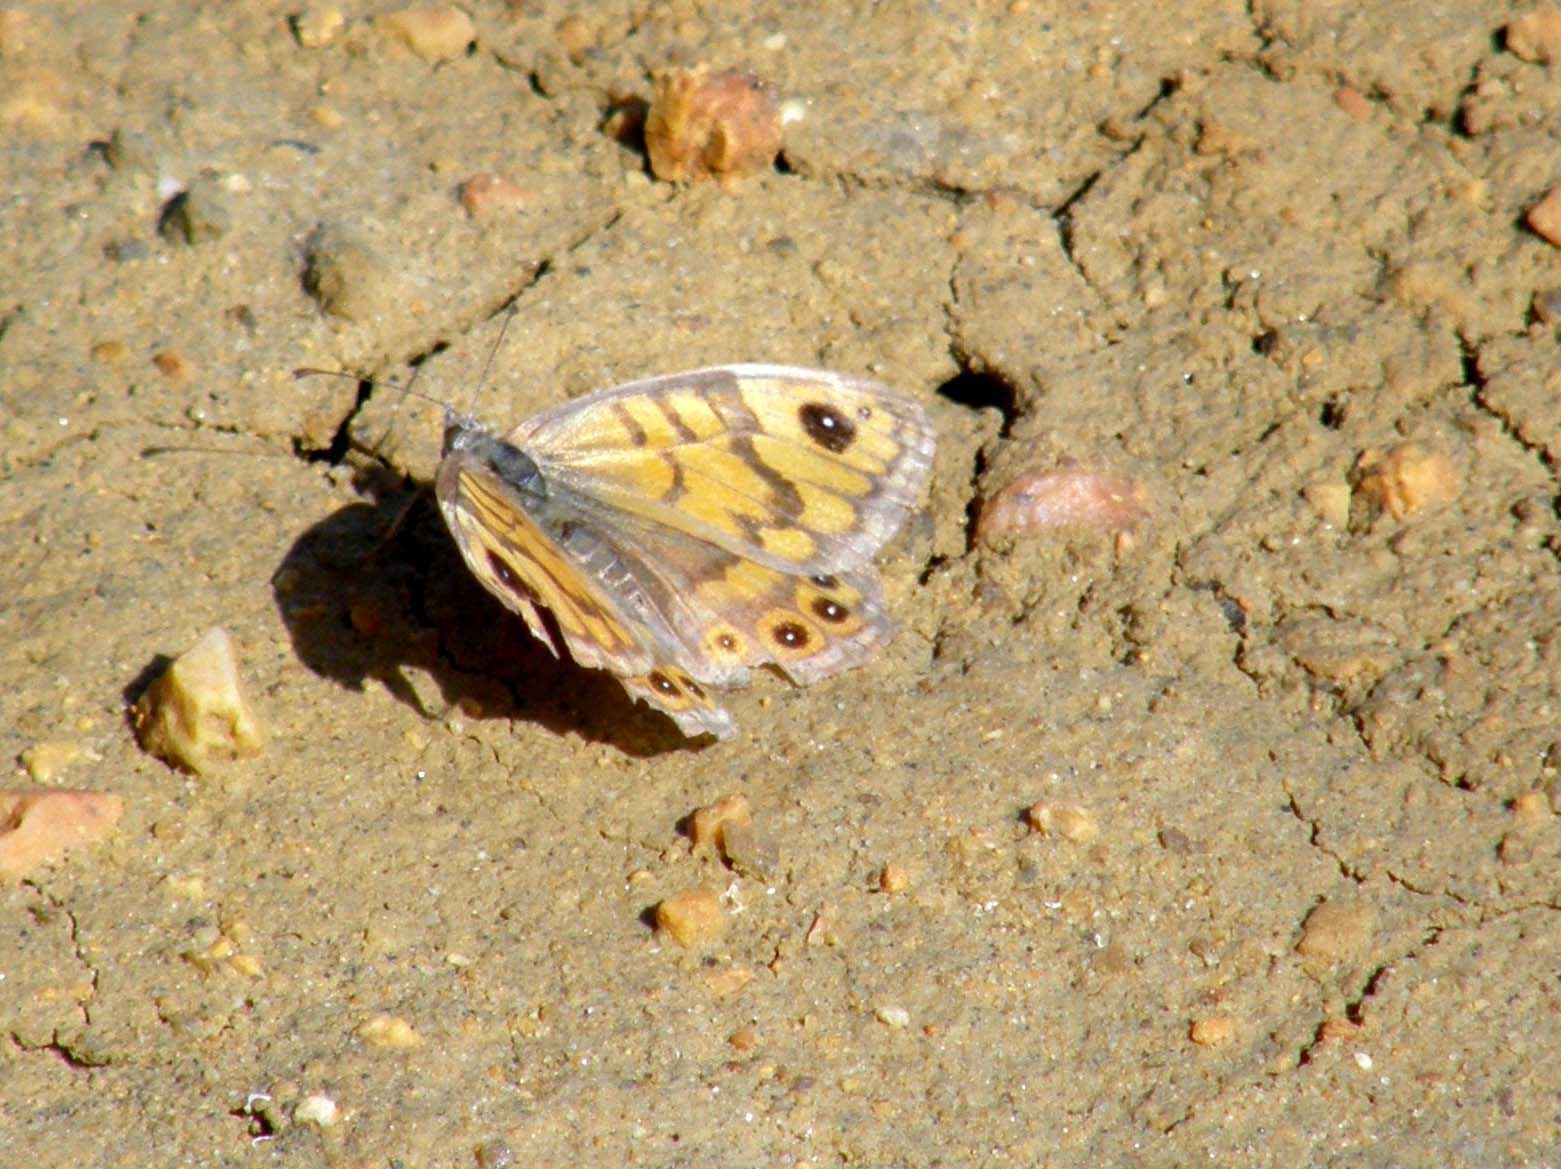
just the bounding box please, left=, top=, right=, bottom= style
left=458, top=172, right=530, bottom=217
left=977, top=460, right=1149, bottom=546
left=0, top=789, right=125, bottom=879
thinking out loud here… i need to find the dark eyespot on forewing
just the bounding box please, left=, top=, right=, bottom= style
left=798, top=401, right=856, bottom=453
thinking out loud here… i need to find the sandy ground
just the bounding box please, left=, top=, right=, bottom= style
left=3, top=1, right=1559, bottom=1165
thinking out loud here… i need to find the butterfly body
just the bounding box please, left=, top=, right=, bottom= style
left=433, top=364, right=936, bottom=741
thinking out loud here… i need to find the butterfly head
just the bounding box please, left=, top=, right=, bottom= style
left=439, top=406, right=485, bottom=455
left=440, top=410, right=545, bottom=498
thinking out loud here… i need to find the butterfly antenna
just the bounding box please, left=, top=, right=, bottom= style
left=467, top=303, right=519, bottom=420
left=141, top=441, right=285, bottom=458
left=291, top=366, right=451, bottom=415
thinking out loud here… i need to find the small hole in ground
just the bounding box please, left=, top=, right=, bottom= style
left=937, top=370, right=1019, bottom=436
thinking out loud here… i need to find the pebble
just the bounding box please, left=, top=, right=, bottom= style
left=19, top=740, right=84, bottom=782
left=1349, top=442, right=1460, bottom=521
left=159, top=176, right=233, bottom=244
left=474, top=1140, right=514, bottom=1169
left=1506, top=10, right=1561, bottom=64
left=655, top=885, right=724, bottom=947
left=1189, top=1015, right=1235, bottom=1046
left=690, top=792, right=751, bottom=849
left=977, top=460, right=1150, bottom=548
left=554, top=14, right=594, bottom=63
left=182, top=923, right=263, bottom=977
left=1498, top=828, right=1535, bottom=864
left=1295, top=899, right=1374, bottom=963
left=1158, top=826, right=1194, bottom=854
left=700, top=964, right=756, bottom=996
left=1332, top=86, right=1371, bottom=121
left=377, top=6, right=475, bottom=62
left=303, top=223, right=395, bottom=323
left=132, top=627, right=266, bottom=774
left=690, top=792, right=777, bottom=878
left=1302, top=479, right=1351, bottom=528
left=877, top=862, right=910, bottom=894
left=1025, top=800, right=1098, bottom=843
left=1315, top=1016, right=1360, bottom=1045
left=458, top=172, right=529, bottom=216
left=874, top=1003, right=911, bottom=1029
left=294, top=1094, right=338, bottom=1128
left=1531, top=287, right=1561, bottom=324
left=1525, top=187, right=1561, bottom=247
left=1498, top=831, right=1533, bottom=865
left=291, top=6, right=345, bottom=48
left=644, top=65, right=783, bottom=186
left=357, top=1014, right=422, bottom=1049
left=0, top=789, right=125, bottom=879
left=152, top=349, right=193, bottom=382
left=805, top=903, right=839, bottom=947
left=719, top=817, right=777, bottom=877
left=1511, top=789, right=1551, bottom=823
left=728, top=1027, right=757, bottom=1051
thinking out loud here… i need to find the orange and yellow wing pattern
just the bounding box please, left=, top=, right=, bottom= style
left=434, top=364, right=935, bottom=740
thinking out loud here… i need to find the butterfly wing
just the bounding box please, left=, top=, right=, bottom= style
left=510, top=365, right=934, bottom=688
left=512, top=365, right=936, bottom=577
left=436, top=418, right=738, bottom=740
left=554, top=498, right=897, bottom=688
left=434, top=366, right=935, bottom=741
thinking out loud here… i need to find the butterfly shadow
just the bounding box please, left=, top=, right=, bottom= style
left=272, top=465, right=704, bottom=757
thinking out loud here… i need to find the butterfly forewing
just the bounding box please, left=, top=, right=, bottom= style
left=437, top=423, right=741, bottom=739
left=512, top=366, right=936, bottom=576
left=438, top=448, right=647, bottom=673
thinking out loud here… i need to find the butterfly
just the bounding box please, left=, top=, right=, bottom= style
left=431, top=364, right=937, bottom=740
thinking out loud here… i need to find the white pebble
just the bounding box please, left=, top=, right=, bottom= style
left=874, top=1003, right=911, bottom=1028
left=294, top=1094, right=338, bottom=1128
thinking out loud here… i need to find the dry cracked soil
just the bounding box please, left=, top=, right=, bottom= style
left=2, top=1, right=1560, bottom=1166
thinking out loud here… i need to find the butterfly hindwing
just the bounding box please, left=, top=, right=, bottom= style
left=551, top=499, right=895, bottom=688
